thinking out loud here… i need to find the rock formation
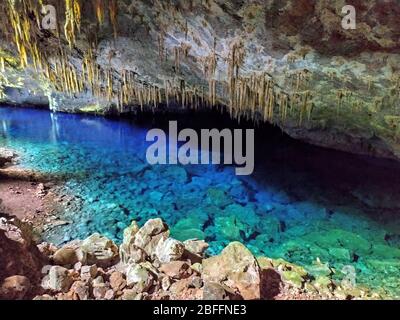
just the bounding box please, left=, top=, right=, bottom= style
left=0, top=1, right=400, bottom=160
left=0, top=215, right=386, bottom=300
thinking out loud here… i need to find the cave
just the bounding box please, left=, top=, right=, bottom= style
left=1, top=0, right=400, bottom=303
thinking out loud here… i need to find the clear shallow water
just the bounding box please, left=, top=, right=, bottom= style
left=1, top=106, right=400, bottom=297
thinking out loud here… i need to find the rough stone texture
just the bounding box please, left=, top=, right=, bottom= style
left=0, top=276, right=31, bottom=300
left=155, top=237, right=185, bottom=263
left=202, top=242, right=261, bottom=300
left=0, top=217, right=386, bottom=300
left=0, top=148, right=17, bottom=167
left=0, top=216, right=46, bottom=293
left=1, top=1, right=400, bottom=160
left=131, top=218, right=170, bottom=257
left=125, top=264, right=154, bottom=293
left=80, top=233, right=119, bottom=268
left=45, top=266, right=74, bottom=293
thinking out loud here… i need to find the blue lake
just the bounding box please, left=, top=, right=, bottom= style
left=1, top=106, right=400, bottom=297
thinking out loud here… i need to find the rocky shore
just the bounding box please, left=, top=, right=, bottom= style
left=0, top=214, right=385, bottom=301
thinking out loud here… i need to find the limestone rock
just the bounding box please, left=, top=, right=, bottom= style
left=46, top=266, right=73, bottom=293
left=159, top=261, right=192, bottom=280
left=80, top=233, right=119, bottom=268
left=132, top=219, right=170, bottom=257
left=0, top=217, right=46, bottom=286
left=203, top=282, right=230, bottom=301
left=125, top=264, right=154, bottom=293
left=0, top=276, right=31, bottom=300
left=0, top=148, right=16, bottom=167
left=69, top=281, right=89, bottom=300
left=109, top=271, right=126, bottom=292
left=53, top=246, right=82, bottom=266
left=80, top=265, right=98, bottom=282
left=155, top=238, right=185, bottom=263
left=202, top=242, right=261, bottom=300
left=184, top=239, right=209, bottom=257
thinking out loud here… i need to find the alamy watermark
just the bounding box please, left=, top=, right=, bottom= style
left=341, top=5, right=356, bottom=30
left=41, top=5, right=57, bottom=30
left=146, top=121, right=255, bottom=176
left=40, top=3, right=357, bottom=31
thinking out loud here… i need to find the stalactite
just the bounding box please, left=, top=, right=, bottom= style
left=109, top=0, right=118, bottom=39
left=0, top=57, right=5, bottom=72
left=65, top=0, right=82, bottom=48
left=94, top=0, right=105, bottom=25
left=174, top=47, right=180, bottom=73
left=158, top=32, right=165, bottom=62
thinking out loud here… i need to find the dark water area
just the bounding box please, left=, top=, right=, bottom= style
left=1, top=106, right=400, bottom=297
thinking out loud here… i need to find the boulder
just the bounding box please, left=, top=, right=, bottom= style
left=202, top=242, right=261, bottom=300
left=80, top=233, right=119, bottom=268
left=184, top=239, right=209, bottom=257
left=119, top=221, right=140, bottom=263
left=0, top=217, right=46, bottom=287
left=109, top=271, right=126, bottom=292
left=69, top=281, right=89, bottom=300
left=0, top=276, right=31, bottom=300
left=155, top=238, right=185, bottom=263
left=125, top=264, right=154, bottom=293
left=46, top=266, right=73, bottom=293
left=203, top=282, right=230, bottom=300
left=80, top=265, right=98, bottom=282
left=159, top=261, right=192, bottom=280
left=0, top=148, right=16, bottom=167
left=168, top=276, right=203, bottom=300
left=132, top=219, right=170, bottom=257
left=53, top=246, right=82, bottom=266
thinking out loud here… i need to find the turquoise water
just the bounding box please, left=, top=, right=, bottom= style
left=1, top=106, right=400, bottom=297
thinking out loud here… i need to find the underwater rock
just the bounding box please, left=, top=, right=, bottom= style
left=206, top=188, right=233, bottom=208
left=328, top=247, right=351, bottom=263
left=371, top=244, right=400, bottom=259
left=202, top=242, right=261, bottom=300
left=171, top=213, right=208, bottom=241
left=304, top=229, right=371, bottom=257
left=214, top=216, right=251, bottom=242
left=80, top=233, right=119, bottom=268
